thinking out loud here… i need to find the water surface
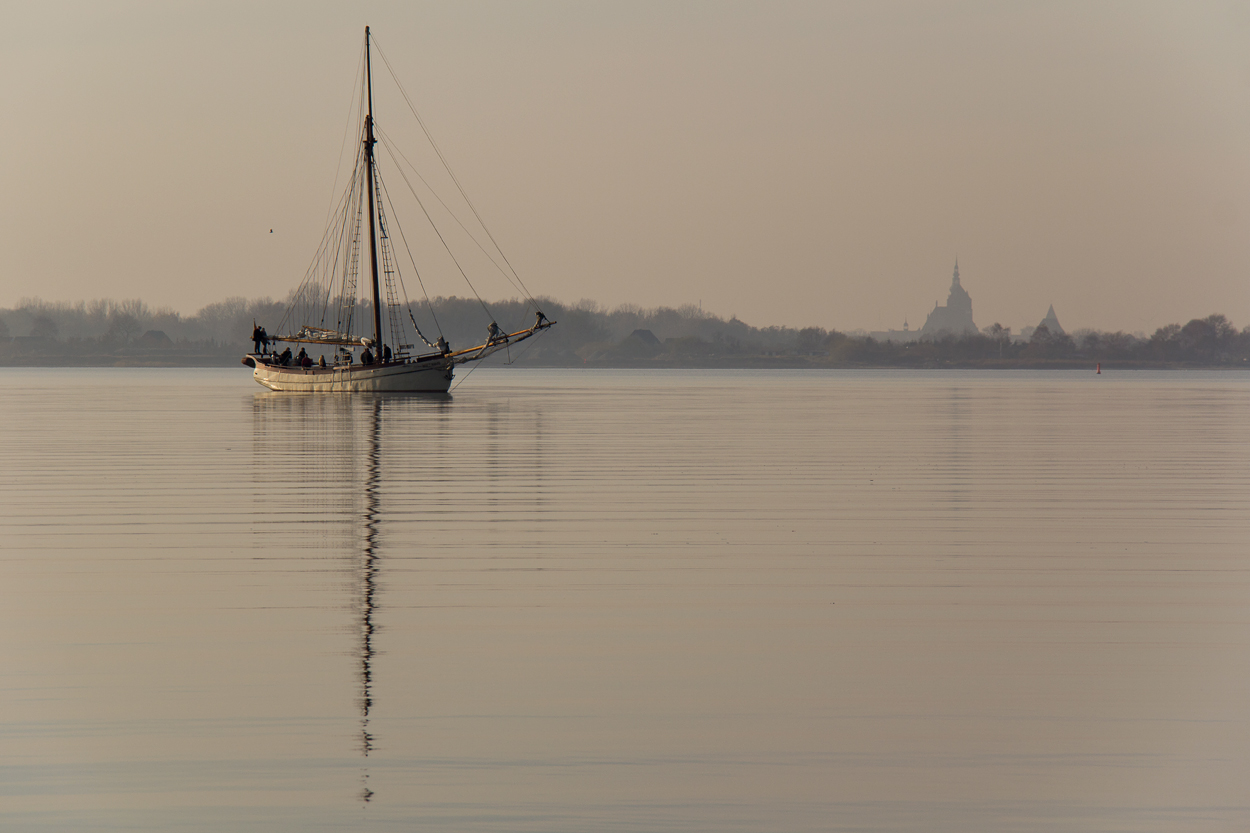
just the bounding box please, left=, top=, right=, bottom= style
left=2, top=368, right=1248, bottom=831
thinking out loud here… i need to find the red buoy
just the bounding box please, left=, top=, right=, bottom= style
left=1096, top=362, right=1101, bottom=374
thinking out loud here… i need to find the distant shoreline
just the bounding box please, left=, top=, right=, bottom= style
left=4, top=298, right=1247, bottom=371
left=2, top=355, right=1245, bottom=371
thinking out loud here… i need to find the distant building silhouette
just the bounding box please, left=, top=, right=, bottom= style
left=605, top=328, right=663, bottom=359
left=868, top=261, right=979, bottom=343
left=868, top=317, right=920, bottom=344
left=1036, top=305, right=1064, bottom=335
left=920, top=261, right=977, bottom=337
left=628, top=329, right=661, bottom=348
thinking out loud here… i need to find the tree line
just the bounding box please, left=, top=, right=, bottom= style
left=1, top=294, right=1246, bottom=368
left=815, top=316, right=1249, bottom=367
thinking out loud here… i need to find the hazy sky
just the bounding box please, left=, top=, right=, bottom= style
left=2, top=1, right=1248, bottom=333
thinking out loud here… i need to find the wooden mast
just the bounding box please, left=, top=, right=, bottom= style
left=363, top=26, right=383, bottom=350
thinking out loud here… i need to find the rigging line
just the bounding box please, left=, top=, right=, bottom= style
left=371, top=36, right=541, bottom=310
left=367, top=38, right=535, bottom=305
left=278, top=128, right=367, bottom=337
left=299, top=97, right=367, bottom=338
left=372, top=181, right=409, bottom=350
left=377, top=126, right=530, bottom=303
left=377, top=126, right=525, bottom=300
left=322, top=168, right=353, bottom=325
left=322, top=157, right=364, bottom=328
left=296, top=149, right=361, bottom=290
left=448, top=355, right=484, bottom=392
left=339, top=162, right=367, bottom=337
left=504, top=324, right=550, bottom=365
left=281, top=149, right=364, bottom=334
left=324, top=38, right=368, bottom=229
left=320, top=153, right=363, bottom=294
left=376, top=171, right=443, bottom=339
left=318, top=162, right=354, bottom=331
left=375, top=140, right=495, bottom=323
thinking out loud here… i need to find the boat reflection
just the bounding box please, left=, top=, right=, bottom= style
left=358, top=397, right=380, bottom=800
left=250, top=391, right=452, bottom=803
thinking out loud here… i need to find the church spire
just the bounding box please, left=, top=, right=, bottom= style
left=922, top=257, right=976, bottom=336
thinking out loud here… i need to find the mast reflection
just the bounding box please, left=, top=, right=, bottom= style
left=358, top=398, right=381, bottom=801
left=250, top=390, right=451, bottom=805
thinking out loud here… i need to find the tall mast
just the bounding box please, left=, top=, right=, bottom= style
left=364, top=26, right=383, bottom=348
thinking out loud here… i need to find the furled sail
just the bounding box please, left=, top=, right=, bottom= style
left=274, top=325, right=366, bottom=346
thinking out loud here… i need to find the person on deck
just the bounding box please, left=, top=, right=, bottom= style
left=361, top=348, right=374, bottom=365
left=318, top=355, right=326, bottom=368
left=486, top=322, right=503, bottom=344
left=534, top=310, right=548, bottom=329
left=296, top=348, right=309, bottom=367
left=279, top=347, right=292, bottom=366
left=436, top=336, right=450, bottom=355
left=252, top=325, right=264, bottom=352
left=382, top=345, right=392, bottom=363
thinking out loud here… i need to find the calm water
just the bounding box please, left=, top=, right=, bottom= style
left=1, top=367, right=1248, bottom=832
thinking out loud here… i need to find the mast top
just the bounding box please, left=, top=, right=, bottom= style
left=364, top=27, right=374, bottom=122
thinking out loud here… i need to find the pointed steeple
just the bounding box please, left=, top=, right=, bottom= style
left=1038, top=304, right=1064, bottom=335
left=922, top=257, right=976, bottom=336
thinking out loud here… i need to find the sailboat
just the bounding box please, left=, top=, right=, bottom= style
left=243, top=27, right=553, bottom=392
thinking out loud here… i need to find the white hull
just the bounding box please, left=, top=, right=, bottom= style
left=247, top=356, right=454, bottom=392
